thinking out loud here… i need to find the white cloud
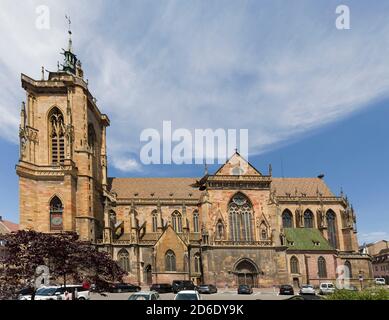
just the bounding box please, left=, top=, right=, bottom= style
left=1, top=1, right=389, bottom=172
left=358, top=231, right=389, bottom=245
left=111, top=156, right=142, bottom=173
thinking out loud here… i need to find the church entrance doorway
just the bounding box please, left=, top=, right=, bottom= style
left=234, top=259, right=259, bottom=288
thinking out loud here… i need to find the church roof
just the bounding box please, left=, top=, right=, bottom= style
left=108, top=176, right=334, bottom=199
left=284, top=228, right=334, bottom=251
left=108, top=177, right=202, bottom=199
left=271, top=177, right=334, bottom=197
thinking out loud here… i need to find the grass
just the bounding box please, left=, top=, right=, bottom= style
left=325, top=287, right=389, bottom=300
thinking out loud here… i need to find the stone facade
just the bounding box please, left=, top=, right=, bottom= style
left=16, top=38, right=372, bottom=288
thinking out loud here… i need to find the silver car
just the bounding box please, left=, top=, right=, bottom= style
left=128, top=291, right=160, bottom=300
left=299, top=285, right=316, bottom=295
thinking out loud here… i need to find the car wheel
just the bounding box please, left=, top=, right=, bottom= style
left=78, top=297, right=86, bottom=300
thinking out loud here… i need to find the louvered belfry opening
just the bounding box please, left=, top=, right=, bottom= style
left=49, top=108, right=65, bottom=164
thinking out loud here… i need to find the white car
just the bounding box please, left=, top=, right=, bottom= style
left=128, top=291, right=160, bottom=300
left=19, top=285, right=90, bottom=300
left=319, top=283, right=335, bottom=295
left=299, top=284, right=316, bottom=295
left=374, top=278, right=386, bottom=285
left=174, top=290, right=201, bottom=300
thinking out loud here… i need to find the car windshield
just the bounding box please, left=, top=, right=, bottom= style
left=176, top=293, right=198, bottom=300
left=36, top=288, right=57, bottom=296
left=303, top=285, right=313, bottom=288
left=129, top=294, right=149, bottom=300
left=327, top=284, right=334, bottom=288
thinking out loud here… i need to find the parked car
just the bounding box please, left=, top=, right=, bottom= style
left=172, top=280, right=196, bottom=293
left=197, top=284, right=218, bottom=294
left=319, top=283, right=335, bottom=295
left=374, top=278, right=386, bottom=285
left=174, top=290, right=201, bottom=300
left=299, top=284, right=316, bottom=295
left=279, top=284, right=294, bottom=295
left=128, top=291, right=160, bottom=300
left=237, top=284, right=253, bottom=295
left=109, top=283, right=141, bottom=293
left=19, top=285, right=90, bottom=300
left=150, top=283, right=173, bottom=293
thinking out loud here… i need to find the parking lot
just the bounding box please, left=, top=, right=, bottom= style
left=90, top=287, right=295, bottom=300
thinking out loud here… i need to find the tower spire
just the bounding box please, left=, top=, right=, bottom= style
left=61, top=15, right=77, bottom=75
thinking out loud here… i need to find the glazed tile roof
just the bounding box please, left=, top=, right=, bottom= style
left=108, top=177, right=335, bottom=199
left=284, top=228, right=333, bottom=251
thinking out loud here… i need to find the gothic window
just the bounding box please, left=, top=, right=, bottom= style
left=327, top=210, right=338, bottom=248
left=282, top=209, right=293, bottom=228
left=228, top=193, right=253, bottom=241
left=50, top=196, right=63, bottom=231
left=152, top=210, right=158, bottom=232
left=290, top=256, right=299, bottom=274
left=118, top=249, right=130, bottom=272
left=318, top=256, right=327, bottom=278
left=193, top=211, right=199, bottom=233
left=172, top=211, right=182, bottom=233
left=344, top=260, right=352, bottom=278
left=88, top=124, right=96, bottom=155
left=165, top=250, right=176, bottom=272
left=216, top=220, right=224, bottom=240
left=49, top=108, right=65, bottom=164
left=194, top=253, right=201, bottom=273
left=304, top=210, right=314, bottom=228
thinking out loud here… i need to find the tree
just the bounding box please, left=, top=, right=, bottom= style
left=0, top=230, right=125, bottom=299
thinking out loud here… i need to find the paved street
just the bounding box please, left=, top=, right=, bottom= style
left=90, top=288, right=293, bottom=300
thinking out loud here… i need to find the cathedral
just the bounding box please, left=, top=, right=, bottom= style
left=16, top=33, right=372, bottom=288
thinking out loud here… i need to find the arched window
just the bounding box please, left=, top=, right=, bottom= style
left=118, top=249, right=130, bottom=272
left=304, top=210, right=314, bottom=228
left=50, top=196, right=63, bottom=231
left=228, top=193, right=253, bottom=241
left=318, top=256, right=327, bottom=278
left=194, top=253, right=201, bottom=273
left=327, top=210, right=338, bottom=248
left=193, top=211, right=199, bottom=233
left=165, top=250, right=176, bottom=271
left=290, top=256, right=299, bottom=274
left=152, top=210, right=158, bottom=232
left=172, top=211, right=182, bottom=233
left=344, top=260, right=352, bottom=278
left=216, top=220, right=224, bottom=240
left=282, top=209, right=293, bottom=228
left=49, top=108, right=65, bottom=164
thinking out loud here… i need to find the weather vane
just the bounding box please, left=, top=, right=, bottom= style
left=65, top=15, right=72, bottom=35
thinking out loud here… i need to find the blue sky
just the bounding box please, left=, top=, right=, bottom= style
left=0, top=0, right=388, bottom=243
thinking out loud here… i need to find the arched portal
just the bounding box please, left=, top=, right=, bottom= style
left=233, top=259, right=259, bottom=287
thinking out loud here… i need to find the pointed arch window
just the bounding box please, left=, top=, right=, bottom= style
left=282, top=209, right=293, bottom=228
left=172, top=211, right=182, bottom=233
left=344, top=260, right=352, bottom=278
left=229, top=193, right=253, bottom=241
left=152, top=210, right=158, bottom=232
left=165, top=250, right=176, bottom=271
left=49, top=108, right=65, bottom=164
left=318, top=256, right=327, bottom=278
left=290, top=256, right=299, bottom=274
left=327, top=210, right=338, bottom=248
left=304, top=210, right=314, bottom=228
left=194, top=253, right=201, bottom=273
left=50, top=196, right=63, bottom=231
left=193, top=211, right=199, bottom=233
left=118, top=249, right=130, bottom=272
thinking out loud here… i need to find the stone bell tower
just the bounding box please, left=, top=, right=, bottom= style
left=16, top=25, right=110, bottom=241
